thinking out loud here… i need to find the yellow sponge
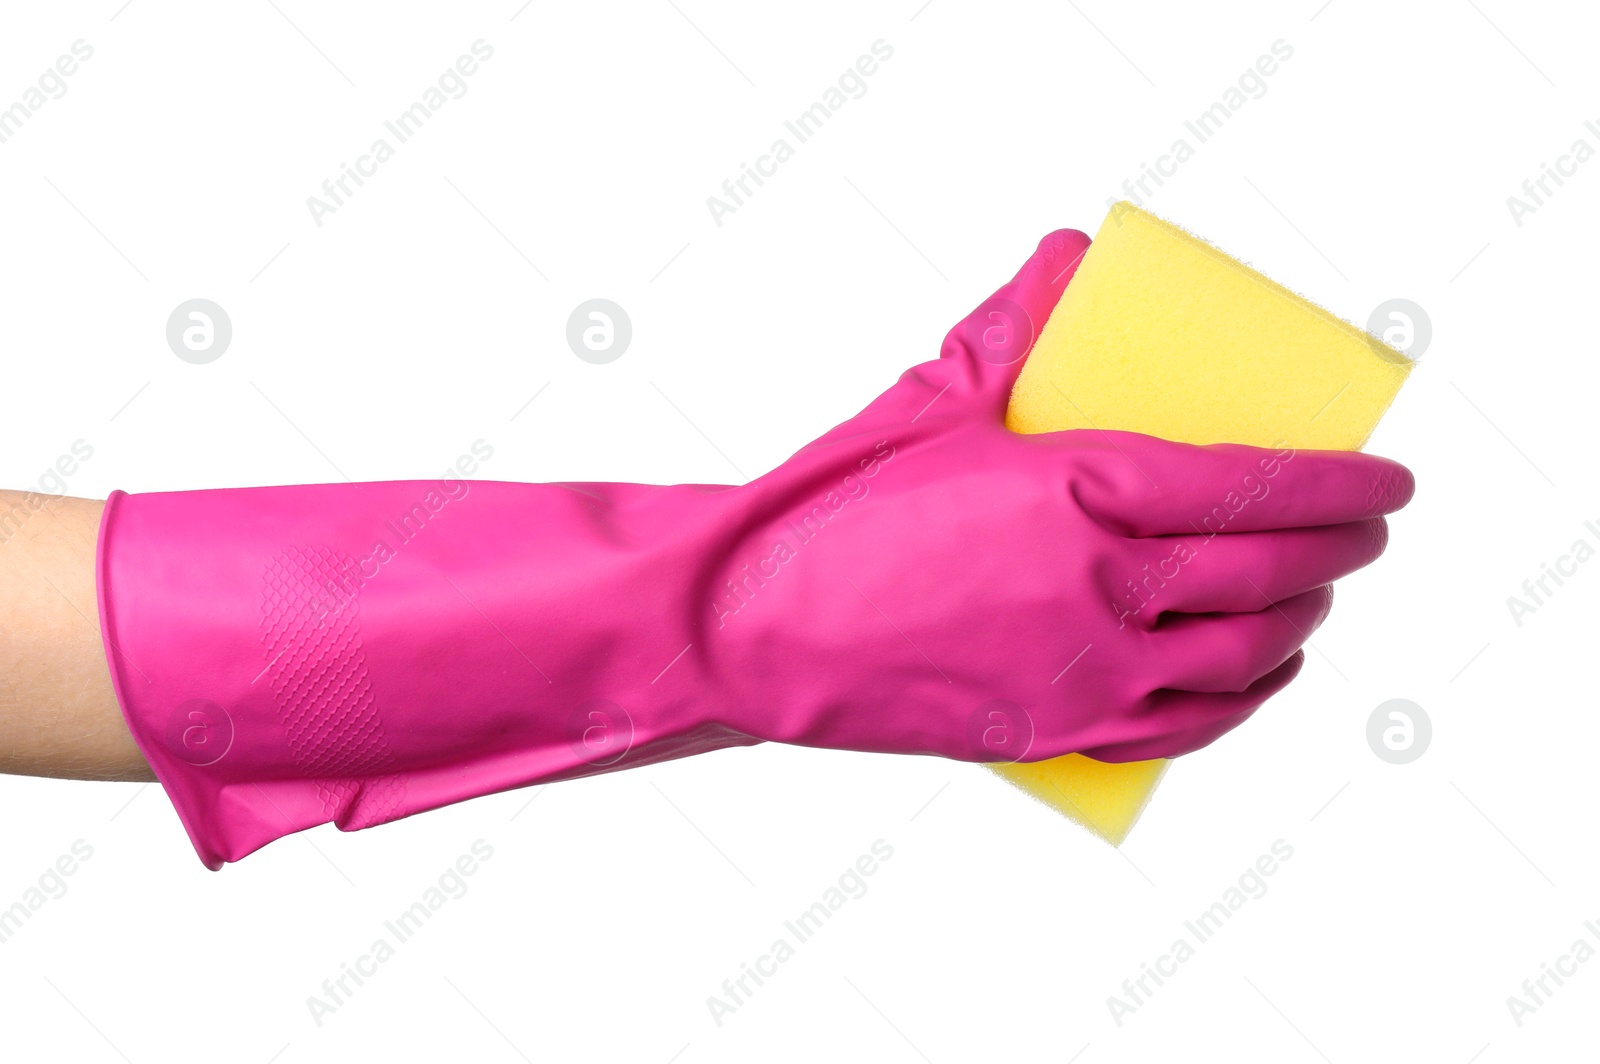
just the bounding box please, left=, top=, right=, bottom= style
left=993, top=201, right=1412, bottom=845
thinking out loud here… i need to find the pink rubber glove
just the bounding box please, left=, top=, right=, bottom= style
left=97, top=229, right=1414, bottom=867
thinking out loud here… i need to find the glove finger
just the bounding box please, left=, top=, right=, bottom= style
left=1074, top=651, right=1304, bottom=762
left=1117, top=519, right=1386, bottom=621
left=1149, top=586, right=1332, bottom=694
left=1067, top=434, right=1415, bottom=537
left=935, top=228, right=1092, bottom=415
left=801, top=228, right=1091, bottom=445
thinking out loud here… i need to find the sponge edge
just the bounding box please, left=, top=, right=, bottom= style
left=994, top=201, right=1413, bottom=846
left=1009, top=201, right=1413, bottom=448
left=988, top=754, right=1170, bottom=847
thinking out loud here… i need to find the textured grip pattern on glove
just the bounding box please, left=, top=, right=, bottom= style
left=261, top=546, right=407, bottom=829
left=1367, top=468, right=1411, bottom=516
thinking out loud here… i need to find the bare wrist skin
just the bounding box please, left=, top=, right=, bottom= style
left=0, top=491, right=151, bottom=782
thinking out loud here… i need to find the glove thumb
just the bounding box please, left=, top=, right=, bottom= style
left=933, top=227, right=1092, bottom=420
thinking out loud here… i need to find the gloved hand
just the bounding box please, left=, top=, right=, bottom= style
left=98, top=229, right=1414, bottom=867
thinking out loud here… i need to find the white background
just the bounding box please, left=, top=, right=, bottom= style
left=0, top=1, right=1593, bottom=1060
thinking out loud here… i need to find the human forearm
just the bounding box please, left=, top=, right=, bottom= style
left=0, top=491, right=151, bottom=781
